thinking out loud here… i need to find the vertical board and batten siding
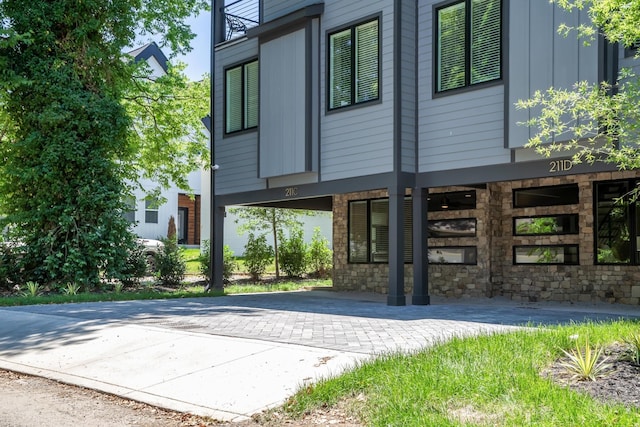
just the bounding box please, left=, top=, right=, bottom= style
left=508, top=1, right=599, bottom=149
left=259, top=28, right=308, bottom=178
left=417, top=1, right=507, bottom=173
left=215, top=39, right=264, bottom=195
left=399, top=0, right=417, bottom=173
left=262, top=0, right=322, bottom=23
left=320, top=0, right=395, bottom=182
left=619, top=46, right=640, bottom=75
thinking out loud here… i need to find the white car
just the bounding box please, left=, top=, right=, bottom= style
left=135, top=238, right=164, bottom=271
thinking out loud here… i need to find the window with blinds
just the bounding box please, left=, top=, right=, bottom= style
left=225, top=60, right=258, bottom=133
left=328, top=17, right=379, bottom=110
left=348, top=198, right=412, bottom=263
left=436, top=0, right=501, bottom=93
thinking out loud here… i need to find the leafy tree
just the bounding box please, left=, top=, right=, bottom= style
left=518, top=0, right=640, bottom=171
left=0, top=1, right=208, bottom=286
left=230, top=207, right=320, bottom=278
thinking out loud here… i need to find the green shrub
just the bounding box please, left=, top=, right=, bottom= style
left=119, top=242, right=148, bottom=287
left=307, top=227, right=332, bottom=278
left=243, top=233, right=274, bottom=281
left=155, top=237, right=186, bottom=287
left=0, top=243, right=22, bottom=291
left=199, top=240, right=237, bottom=283
left=279, top=229, right=307, bottom=278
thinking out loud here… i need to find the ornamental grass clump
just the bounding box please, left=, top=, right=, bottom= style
left=21, top=281, right=42, bottom=297
left=624, top=333, right=640, bottom=365
left=559, top=336, right=612, bottom=381
left=61, top=282, right=81, bottom=295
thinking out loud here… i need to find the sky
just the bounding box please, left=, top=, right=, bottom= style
left=178, top=12, right=212, bottom=81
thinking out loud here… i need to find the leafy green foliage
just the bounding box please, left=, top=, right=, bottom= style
left=278, top=228, right=307, bottom=278
left=307, top=227, right=333, bottom=278
left=243, top=233, right=274, bottom=281
left=155, top=237, right=185, bottom=287
left=0, top=1, right=209, bottom=287
left=0, top=243, right=21, bottom=290
left=120, top=242, right=150, bottom=287
left=199, top=240, right=237, bottom=282
left=123, top=65, right=210, bottom=194
left=230, top=207, right=326, bottom=278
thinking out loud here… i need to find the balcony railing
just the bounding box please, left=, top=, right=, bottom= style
left=222, top=0, right=259, bottom=41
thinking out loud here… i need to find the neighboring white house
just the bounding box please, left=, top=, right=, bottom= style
left=127, top=43, right=203, bottom=246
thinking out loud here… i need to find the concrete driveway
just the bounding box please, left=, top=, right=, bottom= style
left=0, top=290, right=637, bottom=421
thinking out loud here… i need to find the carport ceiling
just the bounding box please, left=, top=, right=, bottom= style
left=248, top=196, right=333, bottom=211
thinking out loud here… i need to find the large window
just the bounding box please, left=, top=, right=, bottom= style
left=595, top=180, right=640, bottom=264
left=328, top=17, right=379, bottom=110
left=225, top=60, right=258, bottom=133
left=348, top=198, right=412, bottom=263
left=435, top=0, right=502, bottom=93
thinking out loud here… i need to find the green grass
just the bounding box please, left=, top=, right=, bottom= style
left=283, top=321, right=640, bottom=426
left=0, top=279, right=332, bottom=307
left=181, top=248, right=202, bottom=275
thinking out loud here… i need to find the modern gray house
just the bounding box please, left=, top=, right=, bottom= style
left=210, top=0, right=640, bottom=305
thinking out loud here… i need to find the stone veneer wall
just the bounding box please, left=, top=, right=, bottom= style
left=332, top=170, right=640, bottom=305
left=333, top=187, right=491, bottom=298
left=490, top=171, right=640, bottom=305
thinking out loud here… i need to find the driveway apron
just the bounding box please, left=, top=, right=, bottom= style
left=0, top=290, right=637, bottom=421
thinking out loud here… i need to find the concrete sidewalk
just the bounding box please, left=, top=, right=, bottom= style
left=0, top=291, right=638, bottom=422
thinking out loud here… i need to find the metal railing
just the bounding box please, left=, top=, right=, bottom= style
left=223, top=0, right=259, bottom=41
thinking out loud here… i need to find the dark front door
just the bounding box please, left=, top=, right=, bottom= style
left=178, top=207, right=188, bottom=244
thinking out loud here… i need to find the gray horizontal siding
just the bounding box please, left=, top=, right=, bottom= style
left=320, top=0, right=395, bottom=182
left=417, top=1, right=508, bottom=172
left=215, top=39, right=265, bottom=195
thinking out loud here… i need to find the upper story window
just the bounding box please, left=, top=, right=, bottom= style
left=145, top=199, right=159, bottom=224
left=225, top=60, right=258, bottom=134
left=435, top=0, right=502, bottom=93
left=328, top=17, right=379, bottom=110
